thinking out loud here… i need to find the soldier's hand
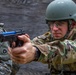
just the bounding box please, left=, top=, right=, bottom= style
left=8, top=34, right=36, bottom=64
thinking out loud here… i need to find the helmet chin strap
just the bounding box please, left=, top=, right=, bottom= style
left=63, top=20, right=73, bottom=39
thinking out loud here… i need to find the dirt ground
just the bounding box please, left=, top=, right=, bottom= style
left=16, top=62, right=50, bottom=75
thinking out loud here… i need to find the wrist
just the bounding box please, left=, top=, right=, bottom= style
left=33, top=46, right=41, bottom=61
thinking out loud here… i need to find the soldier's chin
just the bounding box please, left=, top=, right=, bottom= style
left=54, top=37, right=61, bottom=40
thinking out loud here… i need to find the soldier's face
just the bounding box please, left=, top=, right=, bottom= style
left=49, top=21, right=68, bottom=39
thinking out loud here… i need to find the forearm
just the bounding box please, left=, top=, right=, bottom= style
left=34, top=40, right=76, bottom=64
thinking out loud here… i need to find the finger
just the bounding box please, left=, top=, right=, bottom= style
left=12, top=42, right=16, bottom=47
left=12, top=58, right=26, bottom=64
left=18, top=35, right=31, bottom=43
left=8, top=50, right=20, bottom=63
left=11, top=55, right=26, bottom=64
left=25, top=34, right=30, bottom=38
left=8, top=47, right=12, bottom=54
left=10, top=47, right=27, bottom=56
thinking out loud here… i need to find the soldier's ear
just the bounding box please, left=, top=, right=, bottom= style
left=71, top=21, right=76, bottom=29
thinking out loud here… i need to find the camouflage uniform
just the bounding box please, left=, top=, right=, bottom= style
left=0, top=23, right=19, bottom=75
left=0, top=23, right=12, bottom=75
left=32, top=28, right=76, bottom=75
left=32, top=0, right=76, bottom=75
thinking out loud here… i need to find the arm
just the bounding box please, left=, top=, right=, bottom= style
left=8, top=34, right=76, bottom=65
left=34, top=39, right=76, bottom=65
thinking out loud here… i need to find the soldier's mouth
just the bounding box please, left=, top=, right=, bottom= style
left=53, top=33, right=61, bottom=37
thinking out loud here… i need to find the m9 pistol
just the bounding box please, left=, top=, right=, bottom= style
left=0, top=30, right=25, bottom=47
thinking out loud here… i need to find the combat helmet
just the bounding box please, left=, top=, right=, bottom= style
left=45, top=0, right=76, bottom=39
left=46, top=0, right=76, bottom=23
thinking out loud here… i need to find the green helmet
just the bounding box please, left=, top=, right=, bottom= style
left=46, top=0, right=76, bottom=22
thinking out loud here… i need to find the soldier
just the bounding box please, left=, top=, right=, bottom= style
left=8, top=0, right=76, bottom=75
left=0, top=23, right=12, bottom=75
left=0, top=23, right=19, bottom=75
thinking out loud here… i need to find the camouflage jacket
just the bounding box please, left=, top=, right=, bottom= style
left=0, top=24, right=12, bottom=75
left=32, top=28, right=76, bottom=74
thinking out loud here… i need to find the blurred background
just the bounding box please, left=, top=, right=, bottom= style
left=0, top=0, right=76, bottom=75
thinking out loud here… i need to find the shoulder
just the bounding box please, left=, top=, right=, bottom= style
left=38, top=31, right=51, bottom=39
left=32, top=31, right=51, bottom=44
left=67, top=28, right=76, bottom=40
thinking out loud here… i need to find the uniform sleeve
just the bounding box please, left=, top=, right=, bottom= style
left=0, top=24, right=12, bottom=75
left=0, top=42, right=12, bottom=75
left=34, top=40, right=76, bottom=65
left=31, top=31, right=51, bottom=45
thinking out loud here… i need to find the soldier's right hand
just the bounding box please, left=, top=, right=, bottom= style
left=8, top=34, right=36, bottom=64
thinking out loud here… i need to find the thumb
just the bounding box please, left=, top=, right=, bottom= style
left=18, top=34, right=31, bottom=43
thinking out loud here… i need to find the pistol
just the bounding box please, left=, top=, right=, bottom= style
left=0, top=30, right=25, bottom=47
